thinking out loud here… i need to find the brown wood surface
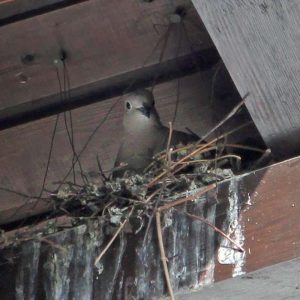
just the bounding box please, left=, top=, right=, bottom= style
left=215, top=156, right=300, bottom=281
left=0, top=0, right=211, bottom=113
left=192, top=0, right=300, bottom=159
left=0, top=0, right=88, bottom=26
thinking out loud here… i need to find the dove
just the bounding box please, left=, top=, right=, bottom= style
left=112, top=89, right=199, bottom=177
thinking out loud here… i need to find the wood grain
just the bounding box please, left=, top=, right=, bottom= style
left=192, top=0, right=300, bottom=159
left=0, top=1, right=88, bottom=26
left=214, top=156, right=300, bottom=280
left=0, top=0, right=212, bottom=112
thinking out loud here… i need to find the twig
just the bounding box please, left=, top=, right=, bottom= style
left=143, top=182, right=166, bottom=247
left=197, top=92, right=250, bottom=144
left=157, top=143, right=264, bottom=162
left=94, top=206, right=134, bottom=266
left=178, top=154, right=241, bottom=165
left=166, top=122, right=174, bottom=167
left=156, top=211, right=175, bottom=300
left=155, top=143, right=208, bottom=160
left=158, top=184, right=216, bottom=212
left=224, top=144, right=265, bottom=153
left=101, top=200, right=115, bottom=217
left=181, top=211, right=244, bottom=253
left=249, top=148, right=272, bottom=171
left=148, top=121, right=253, bottom=187
left=145, top=187, right=164, bottom=204
left=97, top=154, right=109, bottom=183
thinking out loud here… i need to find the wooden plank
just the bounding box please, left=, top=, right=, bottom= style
left=0, top=156, right=299, bottom=299
left=0, top=0, right=88, bottom=26
left=214, top=156, right=300, bottom=281
left=0, top=0, right=212, bottom=114
left=192, top=0, right=300, bottom=159
left=0, top=47, right=219, bottom=130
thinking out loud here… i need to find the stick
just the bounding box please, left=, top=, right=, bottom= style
left=96, top=154, right=109, bottom=183
left=177, top=154, right=241, bottom=165
left=158, top=184, right=216, bottom=212
left=249, top=148, right=272, bottom=171
left=156, top=211, right=175, bottom=300
left=197, top=92, right=250, bottom=144
left=166, top=122, right=173, bottom=165
left=157, top=143, right=264, bottom=162
left=180, top=211, right=244, bottom=253
left=143, top=181, right=167, bottom=246
left=94, top=206, right=134, bottom=266
left=148, top=121, right=253, bottom=187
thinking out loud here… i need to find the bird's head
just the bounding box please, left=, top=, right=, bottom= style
left=123, top=89, right=161, bottom=131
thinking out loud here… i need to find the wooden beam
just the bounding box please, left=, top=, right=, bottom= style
left=0, top=155, right=299, bottom=299
left=192, top=0, right=300, bottom=159
left=0, top=0, right=88, bottom=26
left=0, top=0, right=212, bottom=115
left=214, top=155, right=300, bottom=280
left=0, top=48, right=219, bottom=130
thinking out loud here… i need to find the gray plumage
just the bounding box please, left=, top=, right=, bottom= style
left=113, top=89, right=198, bottom=177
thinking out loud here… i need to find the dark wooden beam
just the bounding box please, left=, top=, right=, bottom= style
left=1, top=155, right=299, bottom=299
left=0, top=48, right=219, bottom=130
left=0, top=0, right=213, bottom=118
left=0, top=0, right=88, bottom=26
left=192, top=0, right=300, bottom=159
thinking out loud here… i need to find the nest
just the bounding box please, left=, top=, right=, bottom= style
left=52, top=141, right=235, bottom=223
left=0, top=97, right=269, bottom=299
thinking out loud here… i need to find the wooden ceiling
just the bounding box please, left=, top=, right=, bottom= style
left=0, top=0, right=217, bottom=128
left=0, top=0, right=226, bottom=225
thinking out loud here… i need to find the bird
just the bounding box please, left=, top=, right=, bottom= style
left=112, top=89, right=199, bottom=178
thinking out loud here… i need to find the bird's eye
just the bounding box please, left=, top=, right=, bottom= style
left=126, top=102, right=131, bottom=110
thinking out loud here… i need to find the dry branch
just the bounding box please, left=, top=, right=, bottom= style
left=156, top=211, right=175, bottom=300
left=148, top=121, right=253, bottom=187
left=180, top=211, right=244, bottom=252
left=94, top=206, right=134, bottom=266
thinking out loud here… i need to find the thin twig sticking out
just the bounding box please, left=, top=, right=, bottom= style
left=143, top=123, right=174, bottom=247
left=148, top=121, right=253, bottom=187
left=156, top=211, right=175, bottom=300
left=155, top=184, right=216, bottom=299
left=158, top=184, right=216, bottom=212
left=97, top=154, right=109, bottom=183
left=178, top=154, right=241, bottom=166
left=166, top=122, right=173, bottom=166
left=94, top=206, right=134, bottom=266
left=157, top=143, right=265, bottom=161
left=178, top=210, right=244, bottom=253
left=197, top=92, right=249, bottom=144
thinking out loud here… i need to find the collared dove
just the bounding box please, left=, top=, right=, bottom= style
left=113, top=89, right=199, bottom=177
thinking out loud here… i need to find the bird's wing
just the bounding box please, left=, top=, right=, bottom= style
left=113, top=135, right=155, bottom=175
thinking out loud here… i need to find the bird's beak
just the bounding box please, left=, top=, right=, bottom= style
left=137, top=105, right=151, bottom=118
